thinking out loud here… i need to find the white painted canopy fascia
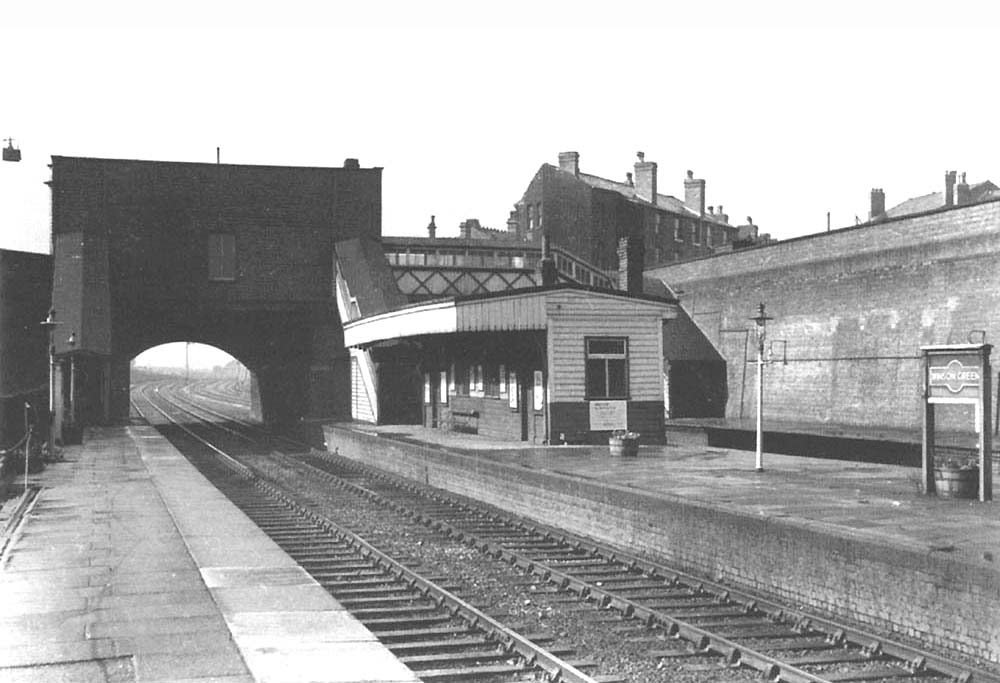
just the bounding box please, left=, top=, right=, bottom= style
left=343, top=300, right=458, bottom=347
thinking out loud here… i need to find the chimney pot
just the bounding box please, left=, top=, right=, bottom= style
left=343, top=158, right=360, bottom=169
left=956, top=172, right=972, bottom=205
left=684, top=171, right=706, bottom=217
left=869, top=188, right=886, bottom=220
left=636, top=151, right=645, bottom=162
left=427, top=215, right=437, bottom=239
left=626, top=172, right=633, bottom=186
left=945, top=170, right=957, bottom=206
left=634, top=157, right=658, bottom=206
left=558, top=151, right=580, bottom=177
left=707, top=206, right=715, bottom=215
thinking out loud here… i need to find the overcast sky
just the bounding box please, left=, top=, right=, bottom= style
left=3, top=2, right=999, bottom=257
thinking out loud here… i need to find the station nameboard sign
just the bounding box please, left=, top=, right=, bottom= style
left=927, top=352, right=982, bottom=401
left=921, top=343, right=992, bottom=501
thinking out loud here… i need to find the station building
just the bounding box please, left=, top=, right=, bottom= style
left=336, top=236, right=677, bottom=444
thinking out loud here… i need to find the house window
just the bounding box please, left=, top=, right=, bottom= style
left=536, top=203, right=543, bottom=228
left=585, top=337, right=629, bottom=399
left=208, top=233, right=237, bottom=281
left=692, top=221, right=700, bottom=245
left=673, top=217, right=682, bottom=242
left=527, top=205, right=535, bottom=231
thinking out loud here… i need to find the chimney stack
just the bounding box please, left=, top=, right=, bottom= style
left=558, top=151, right=580, bottom=177
left=869, top=188, right=885, bottom=220
left=427, top=215, right=437, bottom=238
left=944, top=170, right=957, bottom=206
left=955, top=172, right=971, bottom=205
left=507, top=209, right=519, bottom=235
left=617, top=236, right=645, bottom=296
left=539, top=235, right=558, bottom=286
left=684, top=170, right=706, bottom=216
left=634, top=152, right=657, bottom=205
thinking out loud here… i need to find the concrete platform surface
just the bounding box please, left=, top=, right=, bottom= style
left=0, top=426, right=419, bottom=683
left=350, top=423, right=1000, bottom=562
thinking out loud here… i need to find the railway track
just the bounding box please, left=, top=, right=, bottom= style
left=133, top=381, right=601, bottom=683
left=154, top=378, right=1000, bottom=683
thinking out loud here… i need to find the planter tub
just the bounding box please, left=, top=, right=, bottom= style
left=609, top=437, right=639, bottom=457
left=934, top=467, right=979, bottom=499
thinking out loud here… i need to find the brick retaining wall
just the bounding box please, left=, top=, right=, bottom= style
left=651, top=200, right=1000, bottom=433
left=324, top=424, right=1000, bottom=666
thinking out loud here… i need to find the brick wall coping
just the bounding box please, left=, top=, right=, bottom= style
left=650, top=198, right=1000, bottom=283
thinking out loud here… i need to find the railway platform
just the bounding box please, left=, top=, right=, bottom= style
left=0, top=426, right=420, bottom=683
left=323, top=421, right=1000, bottom=668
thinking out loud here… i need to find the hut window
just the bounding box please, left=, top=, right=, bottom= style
left=585, top=337, right=629, bottom=399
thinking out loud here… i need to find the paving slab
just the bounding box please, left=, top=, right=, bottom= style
left=1, top=426, right=421, bottom=683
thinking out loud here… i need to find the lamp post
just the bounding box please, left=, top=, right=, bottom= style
left=750, top=303, right=773, bottom=472
left=39, top=309, right=58, bottom=443
left=66, top=331, right=77, bottom=427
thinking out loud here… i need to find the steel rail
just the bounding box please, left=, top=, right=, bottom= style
left=166, top=379, right=1000, bottom=683
left=287, top=450, right=837, bottom=683
left=297, top=448, right=999, bottom=683
left=132, top=382, right=599, bottom=683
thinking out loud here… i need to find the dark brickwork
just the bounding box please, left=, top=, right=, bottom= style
left=324, top=424, right=1000, bottom=665
left=652, top=200, right=1000, bottom=432
left=49, top=156, right=381, bottom=428
left=0, top=250, right=52, bottom=444
left=443, top=395, right=525, bottom=441
left=515, top=162, right=734, bottom=271
left=549, top=400, right=664, bottom=444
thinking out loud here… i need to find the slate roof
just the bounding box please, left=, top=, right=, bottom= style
left=333, top=237, right=407, bottom=318
left=886, top=181, right=999, bottom=218
left=562, top=166, right=731, bottom=226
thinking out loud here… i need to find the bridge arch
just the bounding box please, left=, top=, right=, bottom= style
left=48, top=155, right=381, bottom=437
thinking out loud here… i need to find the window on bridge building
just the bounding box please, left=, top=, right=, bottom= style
left=585, top=337, right=629, bottom=399
left=208, top=233, right=237, bottom=281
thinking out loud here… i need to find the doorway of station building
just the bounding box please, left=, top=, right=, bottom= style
left=131, top=342, right=257, bottom=424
